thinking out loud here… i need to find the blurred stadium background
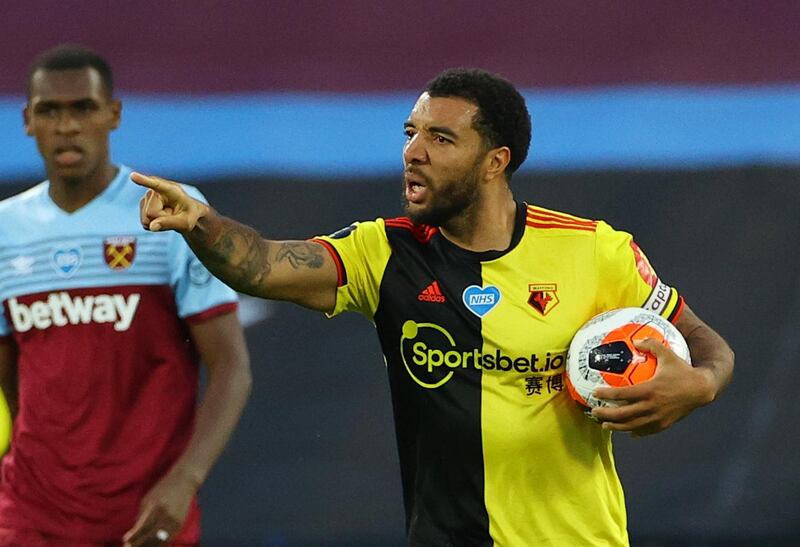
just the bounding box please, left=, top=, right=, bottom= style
left=1, top=2, right=799, bottom=545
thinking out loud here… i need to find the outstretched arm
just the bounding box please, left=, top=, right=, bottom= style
left=133, top=173, right=338, bottom=312
left=592, top=304, right=734, bottom=436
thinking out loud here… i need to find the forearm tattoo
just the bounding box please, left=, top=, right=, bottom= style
left=186, top=214, right=324, bottom=296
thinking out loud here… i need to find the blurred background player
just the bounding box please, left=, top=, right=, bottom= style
left=0, top=45, right=251, bottom=546
left=134, top=68, right=734, bottom=546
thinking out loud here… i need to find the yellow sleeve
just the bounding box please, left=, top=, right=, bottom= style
left=0, top=386, right=10, bottom=455
left=595, top=221, right=684, bottom=322
left=313, top=219, right=392, bottom=319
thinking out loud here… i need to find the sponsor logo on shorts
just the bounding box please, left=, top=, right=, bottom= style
left=7, top=292, right=141, bottom=333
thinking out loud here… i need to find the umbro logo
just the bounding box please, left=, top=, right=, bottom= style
left=418, top=280, right=446, bottom=303
left=10, top=255, right=35, bottom=275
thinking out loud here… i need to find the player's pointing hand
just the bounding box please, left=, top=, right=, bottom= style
left=132, top=172, right=208, bottom=234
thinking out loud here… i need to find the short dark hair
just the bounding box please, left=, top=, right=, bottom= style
left=425, top=68, right=531, bottom=176
left=27, top=45, right=113, bottom=98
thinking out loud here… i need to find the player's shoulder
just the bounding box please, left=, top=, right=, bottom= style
left=523, top=204, right=633, bottom=250
left=524, top=204, right=600, bottom=235
left=0, top=183, right=52, bottom=245
left=0, top=181, right=48, bottom=216
left=317, top=218, right=390, bottom=247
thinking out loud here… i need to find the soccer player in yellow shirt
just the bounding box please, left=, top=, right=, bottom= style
left=134, top=68, right=733, bottom=547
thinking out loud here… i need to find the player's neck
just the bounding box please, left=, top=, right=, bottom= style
left=48, top=162, right=119, bottom=213
left=439, top=186, right=517, bottom=253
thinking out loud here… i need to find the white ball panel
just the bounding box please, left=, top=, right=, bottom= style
left=566, top=307, right=691, bottom=410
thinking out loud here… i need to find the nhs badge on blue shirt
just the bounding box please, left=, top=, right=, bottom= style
left=51, top=244, right=82, bottom=277
left=462, top=285, right=501, bottom=318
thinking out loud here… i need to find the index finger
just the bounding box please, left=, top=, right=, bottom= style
left=131, top=172, right=182, bottom=198
left=123, top=503, right=157, bottom=544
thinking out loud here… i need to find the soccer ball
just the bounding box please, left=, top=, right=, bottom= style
left=565, top=307, right=691, bottom=411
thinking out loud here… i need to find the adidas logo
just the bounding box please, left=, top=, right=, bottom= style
left=418, top=280, right=446, bottom=303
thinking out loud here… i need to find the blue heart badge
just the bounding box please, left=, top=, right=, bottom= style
left=462, top=285, right=501, bottom=318
left=52, top=246, right=82, bottom=277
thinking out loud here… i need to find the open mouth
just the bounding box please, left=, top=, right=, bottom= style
left=404, top=170, right=429, bottom=203
left=54, top=145, right=84, bottom=167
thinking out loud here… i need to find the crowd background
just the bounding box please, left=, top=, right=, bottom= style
left=1, top=2, right=798, bottom=545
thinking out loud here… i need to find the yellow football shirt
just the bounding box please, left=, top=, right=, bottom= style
left=315, top=202, right=683, bottom=547
left=0, top=388, right=9, bottom=455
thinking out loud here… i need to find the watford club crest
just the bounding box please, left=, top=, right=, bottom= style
left=528, top=283, right=559, bottom=316
left=104, top=236, right=137, bottom=270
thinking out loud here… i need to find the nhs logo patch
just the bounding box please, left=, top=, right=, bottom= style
left=462, top=285, right=501, bottom=318
left=51, top=245, right=82, bottom=277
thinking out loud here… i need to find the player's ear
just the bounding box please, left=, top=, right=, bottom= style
left=22, top=103, right=33, bottom=136
left=484, top=146, right=511, bottom=182
left=109, top=99, right=122, bottom=131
